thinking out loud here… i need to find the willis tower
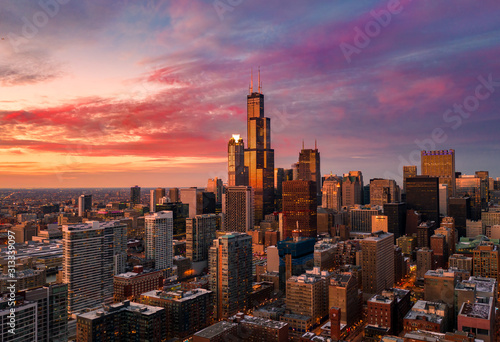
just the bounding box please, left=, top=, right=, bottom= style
left=245, top=69, right=274, bottom=223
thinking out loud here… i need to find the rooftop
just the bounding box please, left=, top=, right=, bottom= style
left=141, top=288, right=211, bottom=302
left=193, top=321, right=238, bottom=339
left=78, top=300, right=163, bottom=320
left=459, top=302, right=491, bottom=319
left=239, top=315, right=288, bottom=329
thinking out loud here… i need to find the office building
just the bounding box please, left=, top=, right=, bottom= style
left=181, top=187, right=203, bottom=218
left=244, top=74, right=275, bottom=223
left=63, top=221, right=116, bottom=314
left=322, top=174, right=342, bottom=211
left=430, top=234, right=447, bottom=269
left=207, top=177, right=223, bottom=205
left=286, top=268, right=332, bottom=324
left=372, top=215, right=389, bottom=232
left=475, top=170, right=490, bottom=206
left=186, top=214, right=217, bottom=264
left=130, top=185, right=141, bottom=205
left=439, top=184, right=448, bottom=216
left=397, top=235, right=416, bottom=257
left=466, top=220, right=482, bottom=237
left=209, top=233, right=252, bottom=320
left=222, top=186, right=254, bottom=232
left=169, top=188, right=180, bottom=202
left=112, top=222, right=127, bottom=275
left=228, top=134, right=248, bottom=186
left=416, top=248, right=433, bottom=279
left=421, top=149, right=455, bottom=198
left=384, top=202, right=406, bottom=239
left=449, top=254, right=472, bottom=273
left=403, top=165, right=417, bottom=194
left=424, top=269, right=456, bottom=313
left=360, top=232, right=395, bottom=298
left=77, top=194, right=92, bottom=217
left=0, top=299, right=37, bottom=342
left=370, top=178, right=399, bottom=206
left=154, top=187, right=166, bottom=205
left=282, top=180, right=317, bottom=239
left=456, top=175, right=482, bottom=220
left=406, top=176, right=440, bottom=223
left=329, top=272, right=360, bottom=328
left=349, top=206, right=381, bottom=233
left=145, top=211, right=173, bottom=271
left=76, top=300, right=166, bottom=342
left=449, top=197, right=471, bottom=238
left=150, top=189, right=157, bottom=212
left=342, top=171, right=363, bottom=206
left=297, top=143, right=321, bottom=204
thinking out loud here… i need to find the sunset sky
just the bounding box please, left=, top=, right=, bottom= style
left=1, top=0, right=499, bottom=188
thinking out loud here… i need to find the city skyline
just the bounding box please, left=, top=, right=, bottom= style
left=1, top=1, right=500, bottom=188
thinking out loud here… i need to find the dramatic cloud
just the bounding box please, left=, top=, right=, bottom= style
left=1, top=0, right=499, bottom=187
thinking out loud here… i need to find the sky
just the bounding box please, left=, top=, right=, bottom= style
left=1, top=0, right=499, bottom=188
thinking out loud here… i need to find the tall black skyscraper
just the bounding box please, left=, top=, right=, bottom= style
left=244, top=69, right=274, bottom=223
left=406, top=176, right=440, bottom=224
left=130, top=185, right=141, bottom=205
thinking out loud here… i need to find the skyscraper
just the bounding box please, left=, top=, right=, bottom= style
left=360, top=232, right=394, bottom=299
left=322, top=174, right=342, bottom=211
left=369, top=178, right=400, bottom=206
left=145, top=211, right=173, bottom=271
left=169, top=188, right=180, bottom=202
left=456, top=175, right=482, bottom=220
left=222, top=186, right=254, bottom=232
left=406, top=176, right=440, bottom=223
left=154, top=187, right=166, bottom=204
left=130, top=185, right=141, bottom=205
left=298, top=142, right=321, bottom=204
left=402, top=166, right=417, bottom=194
left=78, top=194, right=92, bottom=217
left=342, top=171, right=363, bottom=207
left=150, top=189, right=157, bottom=213
left=228, top=134, right=247, bottom=186
left=207, top=177, right=223, bottom=204
left=62, top=221, right=116, bottom=314
left=186, top=214, right=217, bottom=263
left=209, top=233, right=253, bottom=320
left=244, top=71, right=274, bottom=223
left=282, top=180, right=317, bottom=239
left=421, top=149, right=455, bottom=198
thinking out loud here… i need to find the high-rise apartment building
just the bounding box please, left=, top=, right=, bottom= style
left=370, top=178, right=399, bottom=206
left=145, top=211, right=173, bottom=271
left=406, top=176, right=440, bottom=223
left=322, top=174, right=342, bottom=211
left=62, top=221, right=116, bottom=314
left=421, top=149, right=455, bottom=198
left=228, top=134, right=247, bottom=186
left=342, top=171, right=363, bottom=207
left=130, top=185, right=141, bottom=205
left=403, top=165, right=417, bottom=194
left=209, top=233, right=253, bottom=320
left=360, top=232, right=395, bottom=298
left=186, top=214, right=217, bottom=262
left=0, top=300, right=37, bottom=341
left=78, top=194, right=92, bottom=217
left=112, top=222, right=127, bottom=275
left=298, top=144, right=321, bottom=204
left=222, top=186, right=254, bottom=232
left=282, top=180, right=317, bottom=239
left=244, top=74, right=274, bottom=223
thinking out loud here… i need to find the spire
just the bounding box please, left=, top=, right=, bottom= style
left=258, top=66, right=261, bottom=93
left=302, top=140, right=304, bottom=150
left=315, top=139, right=317, bottom=150
left=250, top=68, right=253, bottom=94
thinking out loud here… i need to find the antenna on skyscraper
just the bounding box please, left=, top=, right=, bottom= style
left=250, top=68, right=253, bottom=94
left=315, top=139, right=317, bottom=150
left=258, top=66, right=261, bottom=93
left=302, top=140, right=304, bottom=150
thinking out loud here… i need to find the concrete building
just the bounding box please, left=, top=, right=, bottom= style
left=360, top=232, right=395, bottom=298
left=222, top=186, right=254, bottom=232
left=76, top=300, right=166, bottom=342
left=62, top=221, right=117, bottom=315
left=457, top=301, right=495, bottom=342
left=473, top=242, right=500, bottom=283
left=328, top=272, right=360, bottom=328
left=209, top=233, right=252, bottom=320
left=145, top=211, right=173, bottom=271
left=449, top=254, right=472, bottom=274
left=416, top=248, right=434, bottom=279
left=140, top=288, right=213, bottom=339
left=113, top=266, right=164, bottom=302
left=403, top=300, right=448, bottom=333
left=372, top=215, right=389, bottom=233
